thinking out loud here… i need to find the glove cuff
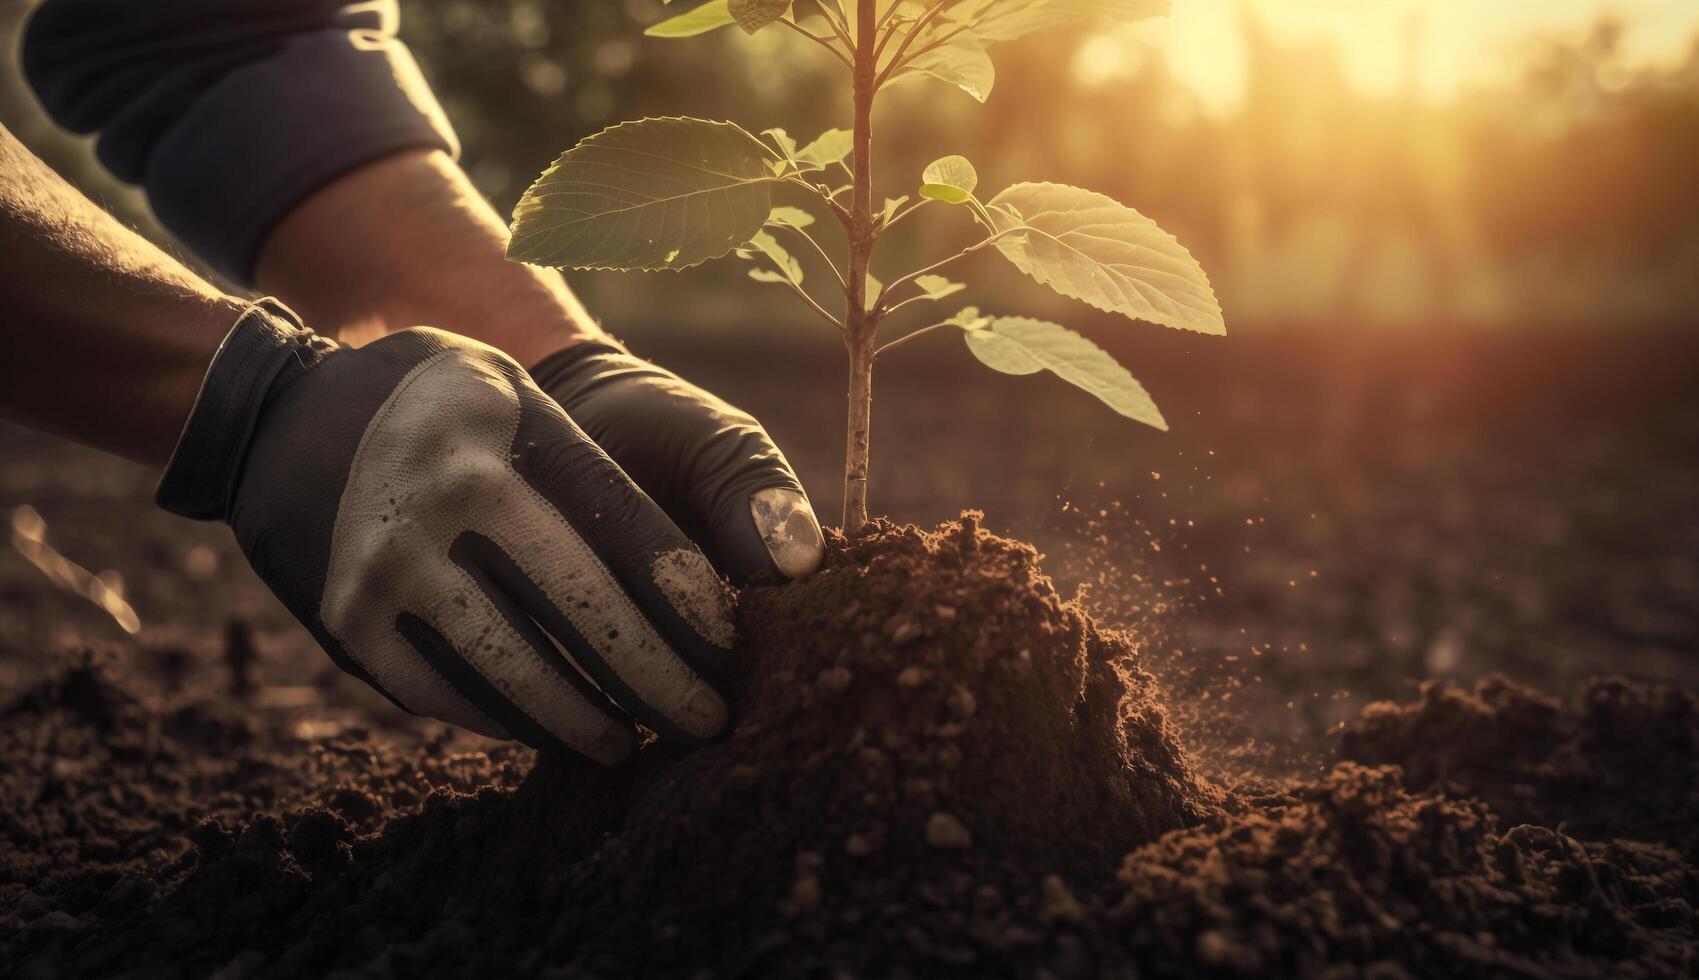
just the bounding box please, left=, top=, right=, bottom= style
left=156, top=298, right=336, bottom=521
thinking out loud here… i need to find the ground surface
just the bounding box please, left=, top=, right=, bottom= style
left=2, top=324, right=1696, bottom=977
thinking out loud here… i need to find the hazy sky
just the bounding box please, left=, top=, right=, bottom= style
left=1116, top=0, right=1699, bottom=109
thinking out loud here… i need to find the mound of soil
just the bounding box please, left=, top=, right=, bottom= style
left=1341, top=675, right=1699, bottom=861
left=2, top=517, right=1697, bottom=979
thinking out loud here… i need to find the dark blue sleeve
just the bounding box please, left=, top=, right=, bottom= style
left=21, top=0, right=459, bottom=285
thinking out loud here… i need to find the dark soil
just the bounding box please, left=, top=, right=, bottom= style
left=1341, top=674, right=1699, bottom=862
left=3, top=327, right=1698, bottom=977
left=1112, top=763, right=1697, bottom=979
left=4, top=517, right=1698, bottom=978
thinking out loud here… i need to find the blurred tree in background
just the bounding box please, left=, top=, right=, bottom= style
left=2, top=0, right=1694, bottom=328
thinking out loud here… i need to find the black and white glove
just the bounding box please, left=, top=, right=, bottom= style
left=531, top=342, right=824, bottom=583
left=157, top=301, right=754, bottom=763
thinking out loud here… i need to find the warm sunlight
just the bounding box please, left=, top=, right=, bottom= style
left=1116, top=0, right=1699, bottom=110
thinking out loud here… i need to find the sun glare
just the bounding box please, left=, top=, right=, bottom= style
left=1099, top=0, right=1699, bottom=111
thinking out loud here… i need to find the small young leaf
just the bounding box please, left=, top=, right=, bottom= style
left=892, top=30, right=995, bottom=102
left=947, top=306, right=993, bottom=332
left=881, top=196, right=910, bottom=224
left=729, top=0, right=791, bottom=33
left=762, top=127, right=798, bottom=162
left=766, top=205, right=816, bottom=228
left=987, top=182, right=1224, bottom=334
left=795, top=128, right=853, bottom=169
left=865, top=271, right=882, bottom=311
left=956, top=315, right=1167, bottom=429
left=509, top=116, right=780, bottom=271
left=913, top=274, right=966, bottom=301
left=646, top=0, right=737, bottom=37
left=742, top=230, right=804, bottom=284
left=919, top=155, right=979, bottom=204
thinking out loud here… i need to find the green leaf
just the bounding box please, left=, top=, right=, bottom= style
left=881, top=196, right=910, bottom=224
left=987, top=182, right=1224, bottom=334
left=762, top=127, right=798, bottom=162
left=865, top=271, right=882, bottom=311
left=893, top=30, right=994, bottom=102
left=947, top=306, right=993, bottom=332
left=795, top=128, right=853, bottom=169
left=729, top=0, right=791, bottom=33
left=740, top=229, right=804, bottom=285
left=954, top=315, right=1167, bottom=429
left=646, top=0, right=737, bottom=37
left=947, top=0, right=1169, bottom=43
left=766, top=205, right=816, bottom=228
left=919, top=155, right=979, bottom=204
left=509, top=116, right=781, bottom=271
left=913, top=274, right=966, bottom=301
left=791, top=128, right=849, bottom=169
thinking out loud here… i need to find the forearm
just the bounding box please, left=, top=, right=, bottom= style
left=0, top=126, right=246, bottom=465
left=255, top=149, right=606, bottom=366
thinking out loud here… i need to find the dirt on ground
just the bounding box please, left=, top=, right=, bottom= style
left=2, top=517, right=1696, bottom=978
left=2, top=326, right=1697, bottom=977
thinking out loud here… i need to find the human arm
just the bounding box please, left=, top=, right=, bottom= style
left=22, top=0, right=825, bottom=581
left=0, top=121, right=737, bottom=761
left=0, top=122, right=245, bottom=464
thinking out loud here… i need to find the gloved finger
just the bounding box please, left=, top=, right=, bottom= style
left=639, top=417, right=825, bottom=585
left=702, top=456, right=826, bottom=585
left=320, top=549, right=518, bottom=745
left=393, top=611, right=635, bottom=764
left=403, top=549, right=638, bottom=764
left=336, top=615, right=516, bottom=745
left=660, top=400, right=824, bottom=584
left=530, top=345, right=824, bottom=584
left=454, top=530, right=728, bottom=745
left=504, top=379, right=745, bottom=690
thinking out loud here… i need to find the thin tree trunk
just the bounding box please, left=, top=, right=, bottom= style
left=840, top=0, right=879, bottom=534
left=841, top=329, right=873, bottom=532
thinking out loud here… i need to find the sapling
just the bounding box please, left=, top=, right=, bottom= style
left=508, top=0, right=1225, bottom=535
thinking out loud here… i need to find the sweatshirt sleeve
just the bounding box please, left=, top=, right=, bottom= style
left=21, top=0, right=459, bottom=285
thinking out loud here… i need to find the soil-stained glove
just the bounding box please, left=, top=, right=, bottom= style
left=156, top=301, right=743, bottom=764
left=531, top=343, right=825, bottom=584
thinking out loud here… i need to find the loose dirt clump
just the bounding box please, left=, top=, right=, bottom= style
left=1112, top=762, right=1699, bottom=979
left=1341, top=674, right=1699, bottom=861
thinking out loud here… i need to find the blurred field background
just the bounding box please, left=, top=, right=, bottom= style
left=2, top=1, right=1697, bottom=749
left=5, top=0, right=1698, bottom=328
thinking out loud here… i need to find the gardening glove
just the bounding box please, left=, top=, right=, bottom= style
left=155, top=300, right=743, bottom=763
left=530, top=341, right=825, bottom=584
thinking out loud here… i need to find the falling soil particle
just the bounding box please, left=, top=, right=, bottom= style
left=925, top=812, right=973, bottom=850
left=2, top=517, right=1697, bottom=978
